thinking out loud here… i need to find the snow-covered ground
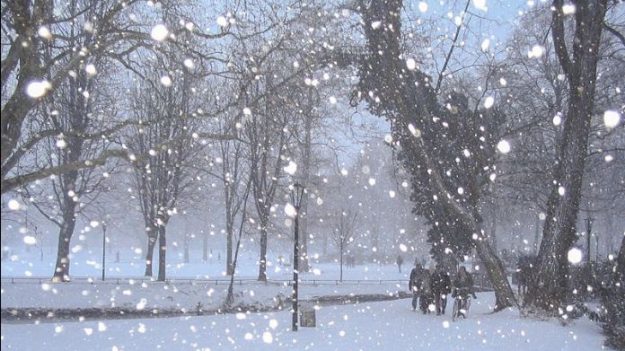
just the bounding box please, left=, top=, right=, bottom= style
left=2, top=293, right=608, bottom=351
left=1, top=249, right=612, bottom=350
left=2, top=249, right=411, bottom=311
left=1, top=278, right=407, bottom=311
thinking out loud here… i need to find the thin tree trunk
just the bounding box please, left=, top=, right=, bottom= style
left=490, top=202, right=498, bottom=252
left=258, top=216, right=268, bottom=282
left=226, top=217, right=234, bottom=275
left=144, top=234, right=157, bottom=277
left=157, top=226, right=167, bottom=281
left=340, top=241, right=344, bottom=282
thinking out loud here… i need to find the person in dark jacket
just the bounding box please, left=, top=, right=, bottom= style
left=452, top=266, right=477, bottom=299
left=452, top=266, right=477, bottom=318
left=431, top=265, right=451, bottom=315
left=418, top=268, right=434, bottom=314
left=409, top=262, right=424, bottom=311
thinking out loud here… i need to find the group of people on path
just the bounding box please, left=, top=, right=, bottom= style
left=408, top=262, right=477, bottom=316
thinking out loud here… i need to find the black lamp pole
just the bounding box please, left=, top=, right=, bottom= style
left=291, top=183, right=305, bottom=331
left=586, top=216, right=593, bottom=264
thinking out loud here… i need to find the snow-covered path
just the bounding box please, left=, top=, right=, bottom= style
left=1, top=293, right=608, bottom=351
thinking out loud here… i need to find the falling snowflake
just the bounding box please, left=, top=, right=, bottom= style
left=418, top=2, right=428, bottom=13
left=56, top=139, right=67, bottom=149
left=406, top=58, right=417, bottom=71
left=8, top=199, right=21, bottom=211
left=26, top=80, right=52, bottom=98
left=496, top=140, right=511, bottom=154
left=567, top=247, right=583, bottom=264
left=528, top=44, right=545, bottom=58
left=285, top=203, right=297, bottom=218
left=216, top=16, right=229, bottom=27
left=473, top=0, right=488, bottom=12
left=483, top=96, right=494, bottom=109
left=160, top=76, right=172, bottom=87
left=150, top=24, right=169, bottom=41
left=183, top=59, right=195, bottom=69
left=562, top=4, right=576, bottom=15
left=262, top=331, right=273, bottom=343
left=85, top=64, right=97, bottom=76
left=603, top=110, right=621, bottom=129
left=481, top=38, right=490, bottom=52
left=38, top=26, right=52, bottom=40
left=284, top=161, right=297, bottom=175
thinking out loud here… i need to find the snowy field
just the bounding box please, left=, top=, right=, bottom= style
left=1, top=249, right=412, bottom=310
left=2, top=292, right=608, bottom=351
left=1, top=248, right=411, bottom=281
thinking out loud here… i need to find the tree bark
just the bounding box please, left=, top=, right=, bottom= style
left=258, top=215, right=269, bottom=282
left=527, top=0, right=608, bottom=312
left=226, top=214, right=234, bottom=275
left=52, top=214, right=77, bottom=282
left=157, top=226, right=167, bottom=281
left=144, top=234, right=157, bottom=277
left=357, top=0, right=517, bottom=310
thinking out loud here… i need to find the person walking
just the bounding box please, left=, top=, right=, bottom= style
left=409, top=262, right=424, bottom=311
left=396, top=255, right=404, bottom=273
left=431, top=265, right=451, bottom=315
left=419, top=266, right=434, bottom=314
left=452, top=266, right=477, bottom=318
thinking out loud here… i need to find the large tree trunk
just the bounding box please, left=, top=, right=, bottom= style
left=52, top=211, right=77, bottom=282
left=157, top=226, right=167, bottom=281
left=527, top=0, right=607, bottom=312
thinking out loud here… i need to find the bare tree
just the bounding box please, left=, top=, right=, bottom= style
left=331, top=209, right=358, bottom=282
left=19, top=2, right=118, bottom=281
left=128, top=55, right=200, bottom=280
left=527, top=0, right=610, bottom=312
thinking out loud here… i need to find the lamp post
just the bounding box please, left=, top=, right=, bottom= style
left=290, top=183, right=305, bottom=332
left=585, top=216, right=594, bottom=265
